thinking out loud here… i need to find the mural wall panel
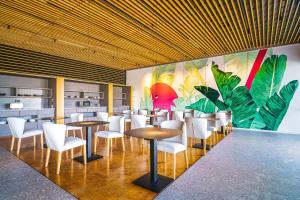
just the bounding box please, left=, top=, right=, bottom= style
left=127, top=44, right=300, bottom=134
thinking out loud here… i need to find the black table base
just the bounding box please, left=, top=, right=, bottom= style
left=74, top=153, right=103, bottom=164
left=192, top=143, right=211, bottom=150
left=133, top=173, right=173, bottom=193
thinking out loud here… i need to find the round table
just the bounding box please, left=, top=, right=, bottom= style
left=125, top=127, right=182, bottom=192
left=66, top=121, right=109, bottom=164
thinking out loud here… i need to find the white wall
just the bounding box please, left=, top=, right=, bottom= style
left=127, top=44, right=300, bottom=134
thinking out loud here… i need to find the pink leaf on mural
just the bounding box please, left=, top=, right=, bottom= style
left=150, top=82, right=178, bottom=114
left=245, top=49, right=268, bottom=90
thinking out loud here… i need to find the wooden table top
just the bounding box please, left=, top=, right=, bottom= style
left=125, top=127, right=182, bottom=140
left=66, top=121, right=109, bottom=127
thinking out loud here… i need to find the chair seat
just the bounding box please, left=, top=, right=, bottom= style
left=95, top=131, right=123, bottom=138
left=66, top=126, right=82, bottom=131
left=62, top=137, right=86, bottom=151
left=157, top=141, right=186, bottom=154
left=145, top=125, right=154, bottom=128
left=22, top=129, right=43, bottom=138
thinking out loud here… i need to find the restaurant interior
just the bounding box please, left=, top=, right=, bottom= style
left=0, top=1, right=300, bottom=200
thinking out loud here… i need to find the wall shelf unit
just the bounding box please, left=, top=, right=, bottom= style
left=113, top=85, right=131, bottom=112
left=0, top=86, right=52, bottom=99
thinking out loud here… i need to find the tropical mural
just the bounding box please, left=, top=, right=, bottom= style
left=136, top=47, right=299, bottom=131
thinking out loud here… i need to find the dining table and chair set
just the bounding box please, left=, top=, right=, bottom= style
left=6, top=108, right=232, bottom=192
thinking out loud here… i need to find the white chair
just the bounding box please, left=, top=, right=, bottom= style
left=66, top=113, right=83, bottom=139
left=216, top=112, right=229, bottom=136
left=133, top=108, right=139, bottom=115
left=94, top=116, right=125, bottom=155
left=138, top=109, right=148, bottom=116
left=192, top=118, right=212, bottom=156
left=43, top=123, right=86, bottom=174
left=185, top=117, right=194, bottom=147
left=97, top=112, right=109, bottom=121
left=156, top=120, right=188, bottom=179
left=7, top=117, right=43, bottom=155
left=200, top=113, right=219, bottom=144
left=131, top=114, right=153, bottom=151
left=184, top=109, right=194, bottom=118
left=153, top=110, right=168, bottom=126
left=171, top=111, right=184, bottom=121
left=123, top=110, right=132, bottom=123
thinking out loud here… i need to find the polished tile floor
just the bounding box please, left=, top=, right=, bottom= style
left=0, top=129, right=219, bottom=200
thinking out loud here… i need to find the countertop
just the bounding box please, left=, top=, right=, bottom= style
left=155, top=129, right=300, bottom=200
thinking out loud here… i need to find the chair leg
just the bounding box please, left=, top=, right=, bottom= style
left=73, top=130, right=76, bottom=137
left=45, top=148, right=51, bottom=167
left=94, top=134, right=98, bottom=153
left=71, top=149, right=74, bottom=159
left=141, top=139, right=144, bottom=152
left=184, top=150, right=189, bottom=168
left=164, top=152, right=167, bottom=163
left=173, top=153, right=176, bottom=180
left=33, top=136, right=36, bottom=147
left=17, top=138, right=22, bottom=155
left=130, top=136, right=133, bottom=152
left=209, top=136, right=212, bottom=150
left=10, top=136, right=15, bottom=152
left=80, top=129, right=83, bottom=139
left=107, top=138, right=110, bottom=155
left=147, top=149, right=150, bottom=172
left=40, top=134, right=44, bottom=149
left=203, top=139, right=207, bottom=156
left=56, top=152, right=62, bottom=174
left=83, top=144, right=87, bottom=165
left=122, top=136, right=125, bottom=152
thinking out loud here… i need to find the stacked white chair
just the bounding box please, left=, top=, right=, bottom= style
left=156, top=120, right=188, bottom=179
left=192, top=118, right=212, bottom=156
left=66, top=113, right=83, bottom=139
left=94, top=116, right=125, bottom=155
left=7, top=117, right=43, bottom=155
left=43, top=123, right=86, bottom=174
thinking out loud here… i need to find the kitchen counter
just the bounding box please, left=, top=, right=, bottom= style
left=155, top=129, right=300, bottom=200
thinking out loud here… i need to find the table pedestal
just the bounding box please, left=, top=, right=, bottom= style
left=133, top=139, right=173, bottom=192
left=74, top=126, right=103, bottom=164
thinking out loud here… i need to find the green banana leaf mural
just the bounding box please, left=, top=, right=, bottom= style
left=211, top=65, right=241, bottom=106
left=185, top=98, right=216, bottom=113
left=186, top=54, right=298, bottom=131
left=250, top=55, right=287, bottom=107
left=194, top=86, right=228, bottom=111
left=259, top=80, right=298, bottom=130
left=140, top=87, right=153, bottom=111
left=151, top=64, right=176, bottom=85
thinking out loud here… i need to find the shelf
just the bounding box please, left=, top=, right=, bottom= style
left=65, top=97, right=104, bottom=100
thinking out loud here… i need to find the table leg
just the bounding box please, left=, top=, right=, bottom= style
left=132, top=138, right=173, bottom=192
left=74, top=126, right=103, bottom=164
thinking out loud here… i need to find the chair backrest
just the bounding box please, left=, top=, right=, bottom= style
left=184, top=109, right=194, bottom=118
left=154, top=108, right=161, bottom=113
left=138, top=109, right=148, bottom=116
left=131, top=115, right=147, bottom=129
left=122, top=110, right=132, bottom=120
left=97, top=112, right=109, bottom=121
left=160, top=120, right=186, bottom=146
left=108, top=116, right=124, bottom=134
left=184, top=117, right=194, bottom=137
left=133, top=108, right=139, bottom=115
left=192, top=118, right=211, bottom=139
left=7, top=117, right=26, bottom=138
left=172, top=111, right=184, bottom=121
left=156, top=111, right=168, bottom=124
left=216, top=112, right=227, bottom=126
left=70, top=113, right=83, bottom=122
left=43, top=123, right=66, bottom=151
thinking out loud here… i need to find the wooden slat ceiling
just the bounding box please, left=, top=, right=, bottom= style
left=0, top=0, right=299, bottom=70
